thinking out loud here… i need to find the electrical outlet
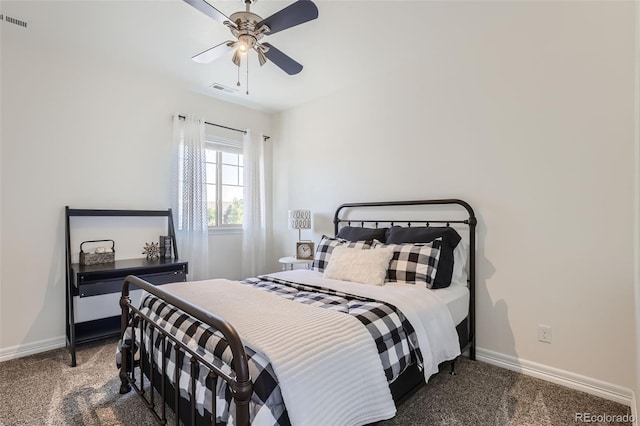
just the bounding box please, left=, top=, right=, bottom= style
left=538, top=325, right=552, bottom=343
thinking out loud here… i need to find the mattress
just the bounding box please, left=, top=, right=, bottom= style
left=432, top=282, right=470, bottom=326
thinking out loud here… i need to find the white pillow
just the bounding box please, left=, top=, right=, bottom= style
left=451, top=240, right=468, bottom=286
left=323, top=246, right=394, bottom=286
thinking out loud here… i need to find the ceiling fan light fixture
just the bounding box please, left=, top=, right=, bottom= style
left=257, top=48, right=267, bottom=66
left=185, top=0, right=319, bottom=77
left=237, top=34, right=256, bottom=54
left=232, top=49, right=242, bottom=67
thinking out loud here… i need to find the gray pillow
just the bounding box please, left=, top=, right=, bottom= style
left=336, top=226, right=388, bottom=243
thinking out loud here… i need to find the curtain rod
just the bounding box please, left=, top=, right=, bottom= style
left=177, top=115, right=270, bottom=141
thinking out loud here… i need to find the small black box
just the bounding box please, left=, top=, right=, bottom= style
left=159, top=235, right=172, bottom=259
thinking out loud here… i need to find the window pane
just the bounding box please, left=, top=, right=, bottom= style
left=204, top=145, right=244, bottom=228
left=221, top=186, right=243, bottom=225
left=221, top=152, right=238, bottom=166
left=206, top=149, right=217, bottom=163
left=222, top=164, right=239, bottom=185
left=207, top=184, right=217, bottom=226
left=206, top=163, right=216, bottom=184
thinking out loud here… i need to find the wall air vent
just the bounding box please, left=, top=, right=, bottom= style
left=209, top=83, right=238, bottom=94
left=0, top=14, right=28, bottom=28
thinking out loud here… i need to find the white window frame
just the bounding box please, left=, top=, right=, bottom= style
left=205, top=137, right=244, bottom=234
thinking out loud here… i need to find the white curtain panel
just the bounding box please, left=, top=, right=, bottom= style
left=241, top=129, right=267, bottom=278
left=172, top=115, right=210, bottom=281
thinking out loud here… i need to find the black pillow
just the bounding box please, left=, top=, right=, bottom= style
left=336, top=226, right=388, bottom=243
left=385, top=226, right=461, bottom=289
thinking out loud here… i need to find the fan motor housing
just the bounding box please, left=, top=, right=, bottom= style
left=229, top=11, right=266, bottom=50
left=229, top=11, right=263, bottom=30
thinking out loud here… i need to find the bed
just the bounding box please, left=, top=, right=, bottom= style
left=117, top=199, right=476, bottom=425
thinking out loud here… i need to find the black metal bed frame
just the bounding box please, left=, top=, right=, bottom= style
left=118, top=199, right=476, bottom=425
left=119, top=275, right=253, bottom=425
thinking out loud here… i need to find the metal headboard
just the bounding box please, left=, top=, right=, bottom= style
left=333, top=199, right=477, bottom=360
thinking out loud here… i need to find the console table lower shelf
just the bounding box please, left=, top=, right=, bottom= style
left=66, top=258, right=188, bottom=366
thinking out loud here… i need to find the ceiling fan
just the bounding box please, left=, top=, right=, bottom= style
left=183, top=0, right=318, bottom=76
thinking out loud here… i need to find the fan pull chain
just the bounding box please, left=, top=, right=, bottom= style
left=246, top=53, right=249, bottom=95
left=236, top=61, right=241, bottom=87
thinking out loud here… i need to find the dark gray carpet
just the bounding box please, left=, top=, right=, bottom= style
left=0, top=338, right=632, bottom=425
left=379, top=357, right=632, bottom=426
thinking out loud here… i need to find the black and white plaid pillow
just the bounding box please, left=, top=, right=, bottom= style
left=312, top=235, right=375, bottom=272
left=374, top=239, right=442, bottom=288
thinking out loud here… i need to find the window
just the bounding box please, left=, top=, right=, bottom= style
left=205, top=139, right=244, bottom=228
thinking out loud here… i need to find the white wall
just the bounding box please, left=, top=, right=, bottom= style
left=0, top=28, right=271, bottom=351
left=273, top=1, right=636, bottom=391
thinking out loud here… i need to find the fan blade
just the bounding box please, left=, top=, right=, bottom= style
left=257, top=0, right=318, bottom=35
left=182, top=0, right=237, bottom=28
left=262, top=43, right=303, bottom=75
left=192, top=41, right=234, bottom=63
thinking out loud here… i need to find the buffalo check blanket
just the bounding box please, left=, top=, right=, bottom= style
left=117, top=275, right=422, bottom=425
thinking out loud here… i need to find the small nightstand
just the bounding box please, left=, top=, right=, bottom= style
left=279, top=256, right=313, bottom=271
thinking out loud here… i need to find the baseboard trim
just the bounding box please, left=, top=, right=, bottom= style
left=476, top=347, right=632, bottom=406
left=0, top=336, right=66, bottom=363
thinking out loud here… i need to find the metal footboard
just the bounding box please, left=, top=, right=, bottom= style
left=118, top=275, right=252, bottom=425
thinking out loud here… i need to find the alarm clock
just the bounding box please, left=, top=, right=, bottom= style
left=296, top=241, right=314, bottom=260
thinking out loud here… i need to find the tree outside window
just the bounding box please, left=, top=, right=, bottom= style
left=205, top=143, right=243, bottom=228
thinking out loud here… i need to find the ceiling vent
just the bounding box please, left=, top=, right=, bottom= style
left=209, top=83, right=239, bottom=94
left=0, top=14, right=28, bottom=28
